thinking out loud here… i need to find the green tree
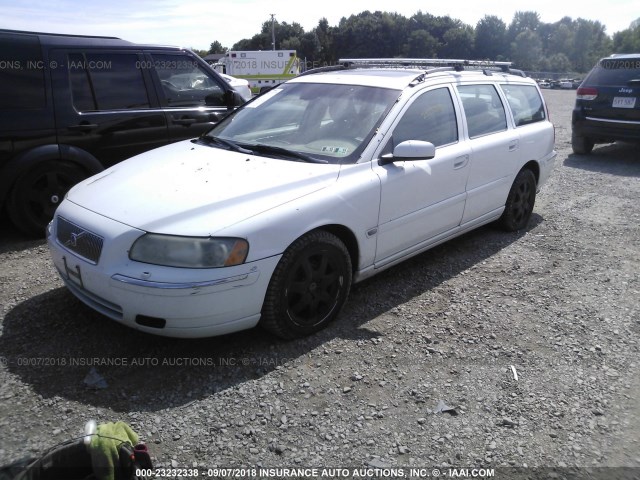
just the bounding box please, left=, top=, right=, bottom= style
left=225, top=9, right=621, bottom=73
left=439, top=26, right=474, bottom=58
left=191, top=49, right=209, bottom=58
left=404, top=29, right=439, bottom=57
left=546, top=21, right=574, bottom=56
left=208, top=41, right=227, bottom=54
left=314, top=18, right=337, bottom=64
left=613, top=25, right=640, bottom=52
left=511, top=29, right=543, bottom=70
left=508, top=11, right=541, bottom=43
left=474, top=15, right=507, bottom=60
left=335, top=11, right=406, bottom=58
left=571, top=19, right=611, bottom=72
left=539, top=53, right=573, bottom=73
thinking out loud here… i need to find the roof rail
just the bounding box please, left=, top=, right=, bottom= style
left=338, top=58, right=525, bottom=76
left=298, top=64, right=348, bottom=77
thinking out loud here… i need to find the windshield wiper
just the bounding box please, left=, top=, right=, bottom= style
left=197, top=135, right=253, bottom=154
left=250, top=144, right=328, bottom=164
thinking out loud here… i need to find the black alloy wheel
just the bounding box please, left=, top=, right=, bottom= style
left=261, top=230, right=352, bottom=339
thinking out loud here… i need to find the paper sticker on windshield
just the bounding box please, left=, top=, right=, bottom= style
left=321, top=146, right=349, bottom=155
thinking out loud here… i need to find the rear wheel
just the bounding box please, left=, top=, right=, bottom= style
left=498, top=169, right=537, bottom=232
left=261, top=230, right=352, bottom=339
left=7, top=161, right=86, bottom=237
left=571, top=133, right=594, bottom=154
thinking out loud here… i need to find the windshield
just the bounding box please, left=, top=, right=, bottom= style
left=206, top=82, right=399, bottom=164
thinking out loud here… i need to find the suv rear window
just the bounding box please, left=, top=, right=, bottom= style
left=585, top=57, right=640, bottom=85
left=69, top=52, right=150, bottom=111
left=0, top=33, right=46, bottom=109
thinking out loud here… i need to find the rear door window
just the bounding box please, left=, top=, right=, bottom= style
left=457, top=84, right=507, bottom=138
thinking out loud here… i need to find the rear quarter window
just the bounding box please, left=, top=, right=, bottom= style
left=500, top=84, right=546, bottom=127
left=0, top=33, right=46, bottom=109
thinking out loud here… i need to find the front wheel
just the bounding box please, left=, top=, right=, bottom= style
left=498, top=169, right=537, bottom=232
left=7, top=161, right=87, bottom=237
left=261, top=230, right=352, bottom=339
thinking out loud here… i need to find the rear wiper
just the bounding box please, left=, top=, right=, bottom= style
left=250, top=144, right=328, bottom=164
left=197, top=135, right=253, bottom=154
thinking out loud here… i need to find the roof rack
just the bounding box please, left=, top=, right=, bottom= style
left=337, top=58, right=526, bottom=77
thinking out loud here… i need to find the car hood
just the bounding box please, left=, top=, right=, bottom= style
left=67, top=140, right=341, bottom=236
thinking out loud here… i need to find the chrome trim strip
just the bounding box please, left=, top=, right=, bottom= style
left=111, top=272, right=250, bottom=290
left=80, top=107, right=227, bottom=116
left=585, top=116, right=640, bottom=125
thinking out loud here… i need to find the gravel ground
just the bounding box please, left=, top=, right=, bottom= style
left=0, top=89, right=639, bottom=477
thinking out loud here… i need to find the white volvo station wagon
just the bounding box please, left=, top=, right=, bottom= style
left=47, top=59, right=557, bottom=339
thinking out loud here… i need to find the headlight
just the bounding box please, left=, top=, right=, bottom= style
left=129, top=234, right=249, bottom=268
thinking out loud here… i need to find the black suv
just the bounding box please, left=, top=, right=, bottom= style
left=0, top=29, right=243, bottom=236
left=571, top=53, right=640, bottom=154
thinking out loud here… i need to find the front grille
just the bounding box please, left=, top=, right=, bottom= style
left=56, top=216, right=104, bottom=264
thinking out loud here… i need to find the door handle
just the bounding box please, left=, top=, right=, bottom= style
left=68, top=123, right=98, bottom=131
left=509, top=140, right=519, bottom=152
left=454, top=154, right=469, bottom=169
left=173, top=117, right=197, bottom=126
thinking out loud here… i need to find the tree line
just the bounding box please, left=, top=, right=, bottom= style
left=199, top=10, right=640, bottom=74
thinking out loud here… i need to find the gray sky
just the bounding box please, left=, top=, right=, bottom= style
left=1, top=0, right=637, bottom=50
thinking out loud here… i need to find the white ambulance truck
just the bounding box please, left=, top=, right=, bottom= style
left=213, top=50, right=300, bottom=94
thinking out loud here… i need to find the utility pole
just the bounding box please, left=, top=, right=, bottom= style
left=270, top=14, right=276, bottom=50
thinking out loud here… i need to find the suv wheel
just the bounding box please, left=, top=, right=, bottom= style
left=571, top=133, right=594, bottom=155
left=261, top=230, right=352, bottom=339
left=498, top=169, right=537, bottom=232
left=8, top=161, right=86, bottom=237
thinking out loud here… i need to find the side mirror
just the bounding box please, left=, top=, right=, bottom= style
left=224, top=90, right=243, bottom=109
left=379, top=140, right=436, bottom=166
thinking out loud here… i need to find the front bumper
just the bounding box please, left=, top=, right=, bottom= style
left=47, top=202, right=280, bottom=338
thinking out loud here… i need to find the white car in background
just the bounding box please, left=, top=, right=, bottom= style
left=220, top=73, right=252, bottom=101
left=47, top=59, right=556, bottom=340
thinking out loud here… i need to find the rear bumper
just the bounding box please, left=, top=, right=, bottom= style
left=572, top=111, right=640, bottom=142
left=537, top=149, right=557, bottom=191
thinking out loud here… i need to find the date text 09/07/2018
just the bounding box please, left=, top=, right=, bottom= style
left=13, top=356, right=292, bottom=368
left=135, top=467, right=496, bottom=478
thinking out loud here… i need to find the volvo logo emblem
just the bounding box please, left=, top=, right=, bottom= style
left=65, top=231, right=86, bottom=248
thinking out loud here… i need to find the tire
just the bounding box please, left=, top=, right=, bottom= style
left=7, top=161, right=86, bottom=237
left=261, top=230, right=352, bottom=339
left=498, top=169, right=537, bottom=232
left=571, top=133, right=594, bottom=154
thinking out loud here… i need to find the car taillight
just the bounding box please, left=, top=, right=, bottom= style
left=576, top=87, right=598, bottom=100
